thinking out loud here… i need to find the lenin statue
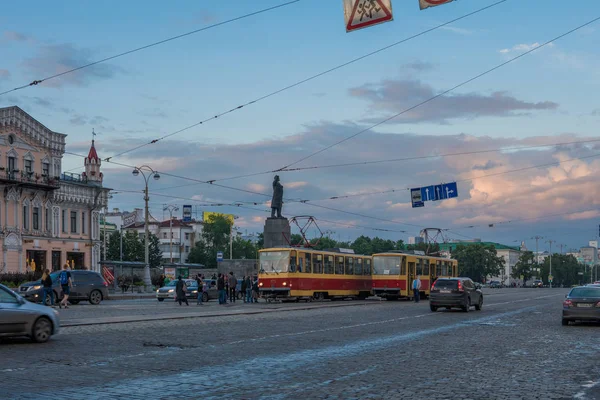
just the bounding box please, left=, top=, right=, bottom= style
left=271, top=175, right=283, bottom=218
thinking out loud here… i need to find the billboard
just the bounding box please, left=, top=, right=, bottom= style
left=203, top=212, right=235, bottom=225
left=182, top=205, right=192, bottom=222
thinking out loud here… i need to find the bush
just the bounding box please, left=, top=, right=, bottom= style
left=0, top=272, right=42, bottom=288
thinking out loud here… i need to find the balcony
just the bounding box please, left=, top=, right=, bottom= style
left=61, top=172, right=87, bottom=183
left=0, top=168, right=60, bottom=190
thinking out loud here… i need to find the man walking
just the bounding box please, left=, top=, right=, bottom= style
left=412, top=275, right=422, bottom=303
left=228, top=272, right=237, bottom=303
left=58, top=263, right=73, bottom=309
left=245, top=275, right=252, bottom=304
left=196, top=274, right=204, bottom=305
left=217, top=273, right=226, bottom=305
left=175, top=276, right=189, bottom=306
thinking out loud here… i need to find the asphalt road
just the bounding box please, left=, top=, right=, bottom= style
left=2, top=288, right=599, bottom=400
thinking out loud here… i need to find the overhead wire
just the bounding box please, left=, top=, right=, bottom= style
left=98, top=0, right=509, bottom=162
left=0, top=1, right=301, bottom=97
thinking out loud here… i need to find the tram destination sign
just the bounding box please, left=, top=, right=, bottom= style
left=411, top=182, right=458, bottom=208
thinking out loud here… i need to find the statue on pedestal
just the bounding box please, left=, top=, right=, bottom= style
left=271, top=175, right=283, bottom=219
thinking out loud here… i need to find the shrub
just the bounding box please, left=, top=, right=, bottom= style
left=0, top=272, right=42, bottom=288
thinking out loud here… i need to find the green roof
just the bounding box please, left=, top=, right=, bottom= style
left=439, top=242, right=520, bottom=252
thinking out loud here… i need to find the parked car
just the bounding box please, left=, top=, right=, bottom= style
left=488, top=280, right=502, bottom=288
left=18, top=270, right=109, bottom=305
left=430, top=278, right=483, bottom=312
left=562, top=286, right=600, bottom=326
left=0, top=283, right=60, bottom=343
left=532, top=280, right=543, bottom=288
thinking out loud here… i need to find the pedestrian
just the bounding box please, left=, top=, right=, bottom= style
left=245, top=275, right=252, bottom=304
left=175, top=276, right=189, bottom=306
left=252, top=277, right=259, bottom=303
left=58, top=263, right=73, bottom=309
left=217, top=273, right=226, bottom=305
left=412, top=275, right=422, bottom=303
left=41, top=268, right=54, bottom=307
left=224, top=277, right=229, bottom=304
left=228, top=272, right=237, bottom=303
left=159, top=274, right=166, bottom=288
left=196, top=274, right=205, bottom=305
left=241, top=276, right=248, bottom=303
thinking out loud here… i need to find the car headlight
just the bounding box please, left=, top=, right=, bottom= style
left=156, top=289, right=159, bottom=293
left=191, top=290, right=197, bottom=294
left=30, top=285, right=42, bottom=291
left=168, top=289, right=174, bottom=293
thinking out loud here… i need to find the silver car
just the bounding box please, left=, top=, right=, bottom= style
left=0, top=283, right=60, bottom=343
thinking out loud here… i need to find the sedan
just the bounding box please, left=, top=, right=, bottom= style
left=430, top=277, right=483, bottom=312
left=562, top=286, right=600, bottom=326
left=0, top=283, right=60, bottom=343
left=156, top=279, right=206, bottom=302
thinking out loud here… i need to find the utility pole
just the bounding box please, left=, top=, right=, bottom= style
left=120, top=226, right=123, bottom=261
left=163, top=205, right=179, bottom=263
left=547, top=239, right=556, bottom=288
left=103, top=206, right=107, bottom=261
left=531, top=236, right=544, bottom=279
left=559, top=244, right=564, bottom=254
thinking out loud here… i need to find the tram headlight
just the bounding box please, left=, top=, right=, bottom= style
left=259, top=282, right=263, bottom=287
left=282, top=282, right=287, bottom=286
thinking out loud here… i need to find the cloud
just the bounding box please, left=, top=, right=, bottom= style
left=0, top=69, right=9, bottom=79
left=22, top=43, right=125, bottom=87
left=3, top=31, right=30, bottom=42
left=499, top=42, right=542, bottom=54
left=593, top=109, right=600, bottom=116
left=402, top=61, right=436, bottom=72
left=349, top=79, right=558, bottom=124
left=472, top=160, right=503, bottom=171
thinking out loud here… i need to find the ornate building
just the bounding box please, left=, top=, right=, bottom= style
left=0, top=106, right=110, bottom=274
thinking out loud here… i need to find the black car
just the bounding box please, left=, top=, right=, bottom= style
left=429, top=277, right=483, bottom=312
left=18, top=270, right=109, bottom=305
left=562, top=286, right=600, bottom=326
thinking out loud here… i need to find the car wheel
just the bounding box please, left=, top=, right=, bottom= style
left=430, top=305, right=438, bottom=312
left=202, top=292, right=209, bottom=303
left=562, top=318, right=569, bottom=326
left=462, top=298, right=470, bottom=312
left=32, top=317, right=53, bottom=343
left=157, top=298, right=165, bottom=302
left=89, top=290, right=102, bottom=305
left=475, top=297, right=483, bottom=311
left=69, top=300, right=80, bottom=305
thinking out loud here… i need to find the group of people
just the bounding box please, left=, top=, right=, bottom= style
left=40, top=263, right=74, bottom=309
left=216, top=272, right=259, bottom=305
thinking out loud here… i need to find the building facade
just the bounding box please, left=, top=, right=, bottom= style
left=0, top=106, right=110, bottom=274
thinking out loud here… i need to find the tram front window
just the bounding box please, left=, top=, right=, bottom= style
left=373, top=256, right=401, bottom=275
left=259, top=251, right=290, bottom=273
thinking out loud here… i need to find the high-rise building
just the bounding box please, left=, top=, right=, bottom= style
left=408, top=236, right=424, bottom=245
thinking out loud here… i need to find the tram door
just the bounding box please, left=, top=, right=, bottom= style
left=407, top=260, right=416, bottom=298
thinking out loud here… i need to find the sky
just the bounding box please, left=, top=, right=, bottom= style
left=1, top=0, right=600, bottom=253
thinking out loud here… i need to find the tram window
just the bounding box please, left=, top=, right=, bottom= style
left=305, top=253, right=312, bottom=274
left=290, top=251, right=297, bottom=273
left=298, top=257, right=304, bottom=273
left=416, top=259, right=423, bottom=276
left=324, top=256, right=333, bottom=274
left=345, top=257, right=354, bottom=275
left=355, top=258, right=363, bottom=275
left=335, top=257, right=344, bottom=275
left=364, top=259, right=371, bottom=275
left=400, top=257, right=407, bottom=276
left=442, top=262, right=448, bottom=276
left=436, top=261, right=442, bottom=277
left=314, top=254, right=324, bottom=274
left=423, top=261, right=429, bottom=276
left=408, top=262, right=416, bottom=277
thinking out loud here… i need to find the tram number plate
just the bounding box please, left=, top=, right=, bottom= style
left=440, top=290, right=451, bottom=293
left=577, top=303, right=593, bottom=308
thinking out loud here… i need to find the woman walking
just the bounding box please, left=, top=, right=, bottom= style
left=59, top=263, right=73, bottom=309
left=41, top=269, right=54, bottom=307
left=175, top=276, right=189, bottom=306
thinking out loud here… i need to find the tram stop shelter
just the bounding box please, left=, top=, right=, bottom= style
left=162, top=263, right=206, bottom=283
left=100, top=261, right=157, bottom=293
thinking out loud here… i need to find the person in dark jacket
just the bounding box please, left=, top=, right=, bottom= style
left=252, top=277, right=259, bottom=303
left=41, top=269, right=54, bottom=307
left=245, top=275, right=252, bottom=304
left=159, top=274, right=166, bottom=288
left=228, top=272, right=237, bottom=303
left=175, top=276, right=189, bottom=306
left=217, top=273, right=226, bottom=305
left=241, top=276, right=248, bottom=303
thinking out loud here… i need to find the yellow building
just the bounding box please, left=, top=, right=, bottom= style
left=0, top=106, right=110, bottom=273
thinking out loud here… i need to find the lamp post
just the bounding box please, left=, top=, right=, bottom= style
left=132, top=166, right=160, bottom=289
left=163, top=205, right=179, bottom=263
left=547, top=239, right=556, bottom=288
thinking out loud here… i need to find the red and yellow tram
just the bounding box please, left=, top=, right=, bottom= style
left=371, top=251, right=458, bottom=300
left=258, top=247, right=372, bottom=301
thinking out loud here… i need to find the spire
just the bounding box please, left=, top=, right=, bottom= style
left=83, top=130, right=103, bottom=185
left=87, top=129, right=99, bottom=161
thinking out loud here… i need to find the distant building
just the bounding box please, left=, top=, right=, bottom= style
left=580, top=246, right=597, bottom=267
left=408, top=236, right=424, bottom=245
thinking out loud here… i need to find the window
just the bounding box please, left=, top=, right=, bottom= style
left=289, top=251, right=297, bottom=272
left=372, top=256, right=401, bottom=275
left=297, top=257, right=304, bottom=273
left=62, top=210, right=67, bottom=233
left=304, top=253, right=312, bottom=274
left=25, top=159, right=32, bottom=173
left=364, top=259, right=371, bottom=275
left=355, top=258, right=363, bottom=275
left=185, top=233, right=190, bottom=240
left=345, top=257, right=354, bottom=275
left=323, top=255, right=333, bottom=274
left=45, top=208, right=51, bottom=231
left=70, top=211, right=77, bottom=233
left=81, top=212, right=86, bottom=234
left=335, top=257, right=344, bottom=275
left=185, top=246, right=189, bottom=253
left=400, top=258, right=407, bottom=276
left=163, top=232, right=167, bottom=239
left=8, top=156, right=15, bottom=171
left=436, top=261, right=442, bottom=277
left=0, top=286, right=19, bottom=304
left=314, top=254, right=323, bottom=274
left=258, top=251, right=290, bottom=273
left=43, top=163, right=50, bottom=176
left=32, top=207, right=39, bottom=230
left=23, top=205, right=29, bottom=230
left=171, top=232, right=174, bottom=238
left=7, top=135, right=14, bottom=145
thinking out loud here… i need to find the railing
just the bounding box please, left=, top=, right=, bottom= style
left=61, top=172, right=87, bottom=183
left=0, top=168, right=60, bottom=188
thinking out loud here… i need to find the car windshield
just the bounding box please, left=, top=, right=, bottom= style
left=434, top=280, right=458, bottom=289
left=372, top=256, right=401, bottom=275
left=260, top=251, right=290, bottom=274
left=569, top=288, right=600, bottom=298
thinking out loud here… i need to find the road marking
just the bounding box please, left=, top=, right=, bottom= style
left=574, top=380, right=600, bottom=399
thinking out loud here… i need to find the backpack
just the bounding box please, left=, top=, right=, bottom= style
left=60, top=271, right=69, bottom=285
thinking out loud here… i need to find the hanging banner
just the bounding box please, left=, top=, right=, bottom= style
left=343, top=0, right=393, bottom=32
left=419, top=0, right=454, bottom=10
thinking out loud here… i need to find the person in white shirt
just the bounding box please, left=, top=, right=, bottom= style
left=412, top=276, right=422, bottom=303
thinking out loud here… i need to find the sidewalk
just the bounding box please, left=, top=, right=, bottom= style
left=107, top=292, right=156, bottom=300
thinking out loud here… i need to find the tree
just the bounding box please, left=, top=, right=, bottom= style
left=511, top=251, right=534, bottom=283
left=148, top=233, right=162, bottom=267
left=452, top=244, right=504, bottom=283
left=187, top=240, right=209, bottom=266
left=539, top=254, right=584, bottom=287
left=187, top=215, right=233, bottom=268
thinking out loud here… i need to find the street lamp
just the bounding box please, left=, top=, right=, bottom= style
left=229, top=215, right=240, bottom=260
left=163, top=205, right=179, bottom=263
left=132, top=165, right=160, bottom=290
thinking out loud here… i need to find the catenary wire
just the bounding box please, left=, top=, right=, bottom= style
left=100, top=0, right=509, bottom=161
left=0, top=1, right=301, bottom=97
left=273, top=15, right=600, bottom=172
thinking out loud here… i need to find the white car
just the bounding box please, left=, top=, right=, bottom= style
left=156, top=279, right=198, bottom=301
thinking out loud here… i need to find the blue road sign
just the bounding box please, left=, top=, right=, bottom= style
left=433, top=184, right=444, bottom=201
left=411, top=188, right=424, bottom=208
left=443, top=182, right=458, bottom=199
left=421, top=186, right=435, bottom=202
left=217, top=252, right=224, bottom=262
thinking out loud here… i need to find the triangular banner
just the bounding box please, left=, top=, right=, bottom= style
left=419, top=0, right=454, bottom=10
left=344, top=0, right=393, bottom=32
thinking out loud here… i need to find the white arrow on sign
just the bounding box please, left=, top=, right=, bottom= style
left=446, top=187, right=455, bottom=198
left=425, top=188, right=430, bottom=200
left=436, top=186, right=441, bottom=199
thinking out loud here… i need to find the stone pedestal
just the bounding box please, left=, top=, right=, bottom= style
left=263, top=218, right=291, bottom=249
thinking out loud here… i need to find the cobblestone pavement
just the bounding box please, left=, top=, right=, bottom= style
left=2, top=288, right=599, bottom=400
